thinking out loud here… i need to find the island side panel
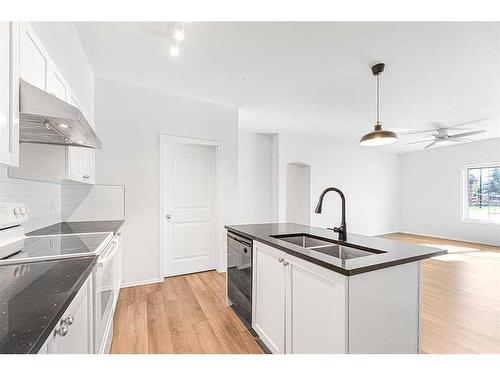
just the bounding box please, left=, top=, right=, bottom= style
left=348, top=262, right=420, bottom=354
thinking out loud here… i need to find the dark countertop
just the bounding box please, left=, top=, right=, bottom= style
left=26, top=220, right=124, bottom=236
left=0, top=256, right=97, bottom=354
left=225, top=223, right=447, bottom=276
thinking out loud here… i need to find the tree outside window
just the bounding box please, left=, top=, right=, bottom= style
left=466, top=165, right=500, bottom=223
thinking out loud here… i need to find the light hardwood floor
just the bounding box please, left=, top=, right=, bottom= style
left=110, top=270, right=264, bottom=354
left=382, top=233, right=500, bottom=354
left=111, top=233, right=500, bottom=354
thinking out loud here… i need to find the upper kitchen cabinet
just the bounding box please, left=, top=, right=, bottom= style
left=0, top=22, right=20, bottom=167
left=19, top=24, right=46, bottom=91
left=11, top=22, right=97, bottom=184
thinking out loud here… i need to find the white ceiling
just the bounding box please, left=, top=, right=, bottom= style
left=74, top=22, right=500, bottom=153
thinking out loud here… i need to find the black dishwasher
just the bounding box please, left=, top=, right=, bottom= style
left=227, top=231, right=253, bottom=327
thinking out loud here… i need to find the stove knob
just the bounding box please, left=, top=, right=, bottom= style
left=61, top=315, right=74, bottom=326
left=54, top=324, right=69, bottom=337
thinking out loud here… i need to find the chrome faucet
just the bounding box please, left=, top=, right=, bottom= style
left=314, top=187, right=347, bottom=241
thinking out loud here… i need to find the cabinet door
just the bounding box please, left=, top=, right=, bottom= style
left=252, top=241, right=286, bottom=354
left=66, top=146, right=84, bottom=182
left=19, top=23, right=46, bottom=90
left=285, top=254, right=347, bottom=354
left=81, top=148, right=95, bottom=184
left=0, top=22, right=19, bottom=167
left=46, top=62, right=67, bottom=101
left=50, top=278, right=91, bottom=354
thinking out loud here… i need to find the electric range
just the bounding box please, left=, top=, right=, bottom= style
left=0, top=232, right=112, bottom=265
left=0, top=202, right=112, bottom=265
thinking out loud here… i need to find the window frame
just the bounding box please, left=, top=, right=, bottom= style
left=462, top=162, right=500, bottom=225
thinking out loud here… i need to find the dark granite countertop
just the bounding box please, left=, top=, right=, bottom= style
left=26, top=220, right=124, bottom=236
left=225, top=223, right=446, bottom=276
left=0, top=256, right=97, bottom=354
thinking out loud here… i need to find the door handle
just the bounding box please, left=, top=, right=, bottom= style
left=165, top=214, right=171, bottom=219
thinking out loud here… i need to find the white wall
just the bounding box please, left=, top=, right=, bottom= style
left=94, top=78, right=239, bottom=286
left=286, top=163, right=311, bottom=225
left=29, top=22, right=94, bottom=120
left=237, top=131, right=273, bottom=224
left=274, top=134, right=400, bottom=236
left=399, top=138, right=500, bottom=246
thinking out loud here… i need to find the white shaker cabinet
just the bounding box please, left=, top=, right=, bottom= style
left=11, top=22, right=96, bottom=184
left=19, top=23, right=46, bottom=91
left=66, top=95, right=96, bottom=184
left=46, top=62, right=67, bottom=101
left=43, top=275, right=93, bottom=354
left=0, top=22, right=19, bottom=167
left=285, top=253, right=347, bottom=354
left=251, top=240, right=420, bottom=354
left=252, top=242, right=287, bottom=354
left=252, top=241, right=347, bottom=354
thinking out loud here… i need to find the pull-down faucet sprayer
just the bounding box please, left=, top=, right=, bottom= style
left=314, top=187, right=347, bottom=241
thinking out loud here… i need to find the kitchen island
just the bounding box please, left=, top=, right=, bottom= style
left=225, top=223, right=446, bottom=354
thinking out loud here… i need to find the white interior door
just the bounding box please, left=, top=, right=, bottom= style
left=164, top=142, right=217, bottom=277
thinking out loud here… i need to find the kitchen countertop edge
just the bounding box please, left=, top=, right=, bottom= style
left=225, top=224, right=447, bottom=276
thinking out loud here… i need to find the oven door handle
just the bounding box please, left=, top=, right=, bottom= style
left=98, top=240, right=119, bottom=267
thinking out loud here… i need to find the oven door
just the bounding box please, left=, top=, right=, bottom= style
left=94, top=238, right=118, bottom=353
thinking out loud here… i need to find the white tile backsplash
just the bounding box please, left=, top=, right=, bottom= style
left=0, top=166, right=61, bottom=232
left=62, top=184, right=125, bottom=221
left=1, top=166, right=125, bottom=231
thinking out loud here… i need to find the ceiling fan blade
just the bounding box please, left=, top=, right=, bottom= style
left=399, top=129, right=439, bottom=135
left=444, top=118, right=489, bottom=130
left=449, top=130, right=486, bottom=138
left=405, top=139, right=436, bottom=145
left=400, top=118, right=489, bottom=136
left=424, top=141, right=437, bottom=149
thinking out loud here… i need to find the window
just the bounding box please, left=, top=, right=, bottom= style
left=464, top=164, right=500, bottom=223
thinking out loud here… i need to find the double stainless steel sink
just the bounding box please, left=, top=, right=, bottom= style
left=270, top=233, right=385, bottom=260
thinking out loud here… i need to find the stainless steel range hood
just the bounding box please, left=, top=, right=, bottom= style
left=19, top=79, right=102, bottom=149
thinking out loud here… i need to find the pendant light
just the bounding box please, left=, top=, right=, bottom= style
left=359, top=63, right=398, bottom=146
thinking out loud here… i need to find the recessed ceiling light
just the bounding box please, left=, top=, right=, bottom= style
left=169, top=45, right=180, bottom=57
left=59, top=123, right=69, bottom=129
left=173, top=29, right=184, bottom=41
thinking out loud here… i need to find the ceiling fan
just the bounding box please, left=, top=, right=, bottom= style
left=402, top=118, right=488, bottom=149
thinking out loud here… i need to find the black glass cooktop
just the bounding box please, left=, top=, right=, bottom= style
left=0, top=233, right=111, bottom=264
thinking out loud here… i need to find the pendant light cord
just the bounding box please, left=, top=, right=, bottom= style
left=376, top=74, right=380, bottom=125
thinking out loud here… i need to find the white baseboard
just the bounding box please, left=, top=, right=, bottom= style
left=120, top=277, right=163, bottom=288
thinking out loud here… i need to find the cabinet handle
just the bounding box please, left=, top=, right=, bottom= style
left=283, top=260, right=289, bottom=266
left=278, top=257, right=284, bottom=263
left=61, top=315, right=74, bottom=326
left=82, top=175, right=89, bottom=179
left=54, top=324, right=69, bottom=337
